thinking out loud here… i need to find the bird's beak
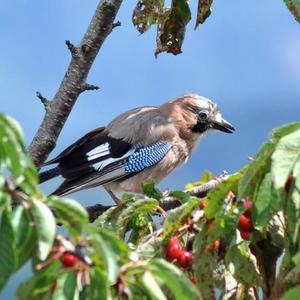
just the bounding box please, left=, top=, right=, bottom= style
left=212, top=114, right=235, bottom=133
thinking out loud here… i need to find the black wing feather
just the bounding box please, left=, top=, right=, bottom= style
left=40, top=127, right=135, bottom=195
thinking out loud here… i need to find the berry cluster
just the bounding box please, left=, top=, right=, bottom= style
left=165, top=237, right=192, bottom=269
left=238, top=199, right=254, bottom=240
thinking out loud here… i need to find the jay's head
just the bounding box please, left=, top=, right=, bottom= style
left=171, top=93, right=235, bottom=135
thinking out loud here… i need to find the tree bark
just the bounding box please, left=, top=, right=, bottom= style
left=28, top=0, right=123, bottom=167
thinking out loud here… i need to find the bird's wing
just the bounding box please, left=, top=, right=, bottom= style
left=51, top=128, right=172, bottom=195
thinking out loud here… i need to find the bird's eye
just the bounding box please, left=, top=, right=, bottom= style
left=198, top=111, right=208, bottom=121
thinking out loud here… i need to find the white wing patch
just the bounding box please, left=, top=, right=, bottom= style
left=86, top=143, right=110, bottom=161
left=92, top=149, right=135, bottom=171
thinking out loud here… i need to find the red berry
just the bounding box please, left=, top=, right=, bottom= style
left=166, top=237, right=182, bottom=261
left=285, top=175, right=293, bottom=193
left=240, top=231, right=251, bottom=240
left=210, top=239, right=221, bottom=251
left=243, top=199, right=253, bottom=217
left=238, top=214, right=254, bottom=232
left=61, top=252, right=78, bottom=267
left=191, top=275, right=197, bottom=284
left=199, top=200, right=206, bottom=210
left=178, top=251, right=192, bottom=269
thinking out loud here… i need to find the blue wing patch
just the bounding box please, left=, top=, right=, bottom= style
left=125, top=141, right=171, bottom=173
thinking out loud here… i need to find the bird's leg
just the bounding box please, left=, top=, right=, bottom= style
left=104, top=187, right=121, bottom=204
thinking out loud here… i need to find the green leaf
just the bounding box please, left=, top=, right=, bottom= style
left=136, top=234, right=162, bottom=260
left=253, top=173, right=280, bottom=228
left=142, top=182, right=162, bottom=199
left=192, top=227, right=217, bottom=298
left=148, top=259, right=200, bottom=300
left=52, top=272, right=79, bottom=300
left=286, top=159, right=300, bottom=246
left=12, top=205, right=37, bottom=269
left=116, top=198, right=159, bottom=238
left=239, top=122, right=300, bottom=199
left=155, top=0, right=191, bottom=57
left=225, top=244, right=263, bottom=287
left=0, top=210, right=16, bottom=291
left=271, top=129, right=300, bottom=192
left=281, top=286, right=300, bottom=300
left=49, top=196, right=88, bottom=233
left=205, top=171, right=242, bottom=219
left=0, top=114, right=39, bottom=195
left=185, top=170, right=214, bottom=190
left=284, top=0, right=300, bottom=24
left=142, top=270, right=167, bottom=300
left=93, top=198, right=135, bottom=230
left=16, top=261, right=60, bottom=300
left=162, top=197, right=199, bottom=239
left=132, top=0, right=164, bottom=33
left=195, top=0, right=213, bottom=29
left=169, top=190, right=189, bottom=203
left=88, top=226, right=130, bottom=285
left=81, top=268, right=108, bottom=300
left=31, top=200, right=56, bottom=260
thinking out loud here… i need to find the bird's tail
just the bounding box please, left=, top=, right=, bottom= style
left=39, top=166, right=61, bottom=183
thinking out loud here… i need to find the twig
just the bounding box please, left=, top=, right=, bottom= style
left=113, top=20, right=121, bottom=28
left=28, top=0, right=123, bottom=167
left=36, top=91, right=50, bottom=111
left=65, top=40, right=79, bottom=56
left=86, top=172, right=230, bottom=222
left=81, top=83, right=100, bottom=91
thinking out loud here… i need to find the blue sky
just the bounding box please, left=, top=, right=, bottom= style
left=1, top=1, right=300, bottom=297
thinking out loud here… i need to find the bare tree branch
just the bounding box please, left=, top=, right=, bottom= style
left=28, top=0, right=123, bottom=167
left=86, top=173, right=230, bottom=222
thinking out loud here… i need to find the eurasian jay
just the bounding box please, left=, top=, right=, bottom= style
left=39, top=93, right=234, bottom=202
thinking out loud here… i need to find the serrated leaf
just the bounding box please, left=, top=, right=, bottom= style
left=88, top=226, right=130, bottom=285
left=239, top=142, right=273, bottom=200
left=155, top=0, right=191, bottom=57
left=93, top=198, right=135, bottom=230
left=0, top=210, right=16, bottom=291
left=272, top=129, right=300, bottom=191
left=31, top=200, right=56, bottom=260
left=12, top=205, right=37, bottom=269
left=286, top=159, right=300, bottom=246
left=205, top=171, right=242, bottom=219
left=0, top=114, right=39, bottom=195
left=225, top=244, right=263, bottom=287
left=162, top=197, right=199, bottom=239
left=253, top=173, right=281, bottom=228
left=141, top=182, right=162, bottom=199
left=116, top=198, right=159, bottom=238
left=49, top=196, right=88, bottom=233
left=239, top=123, right=300, bottom=199
left=284, top=0, right=300, bottom=24
left=148, top=259, right=200, bottom=300
left=132, top=0, right=164, bottom=33
left=195, top=0, right=213, bottom=29
left=192, top=228, right=217, bottom=298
